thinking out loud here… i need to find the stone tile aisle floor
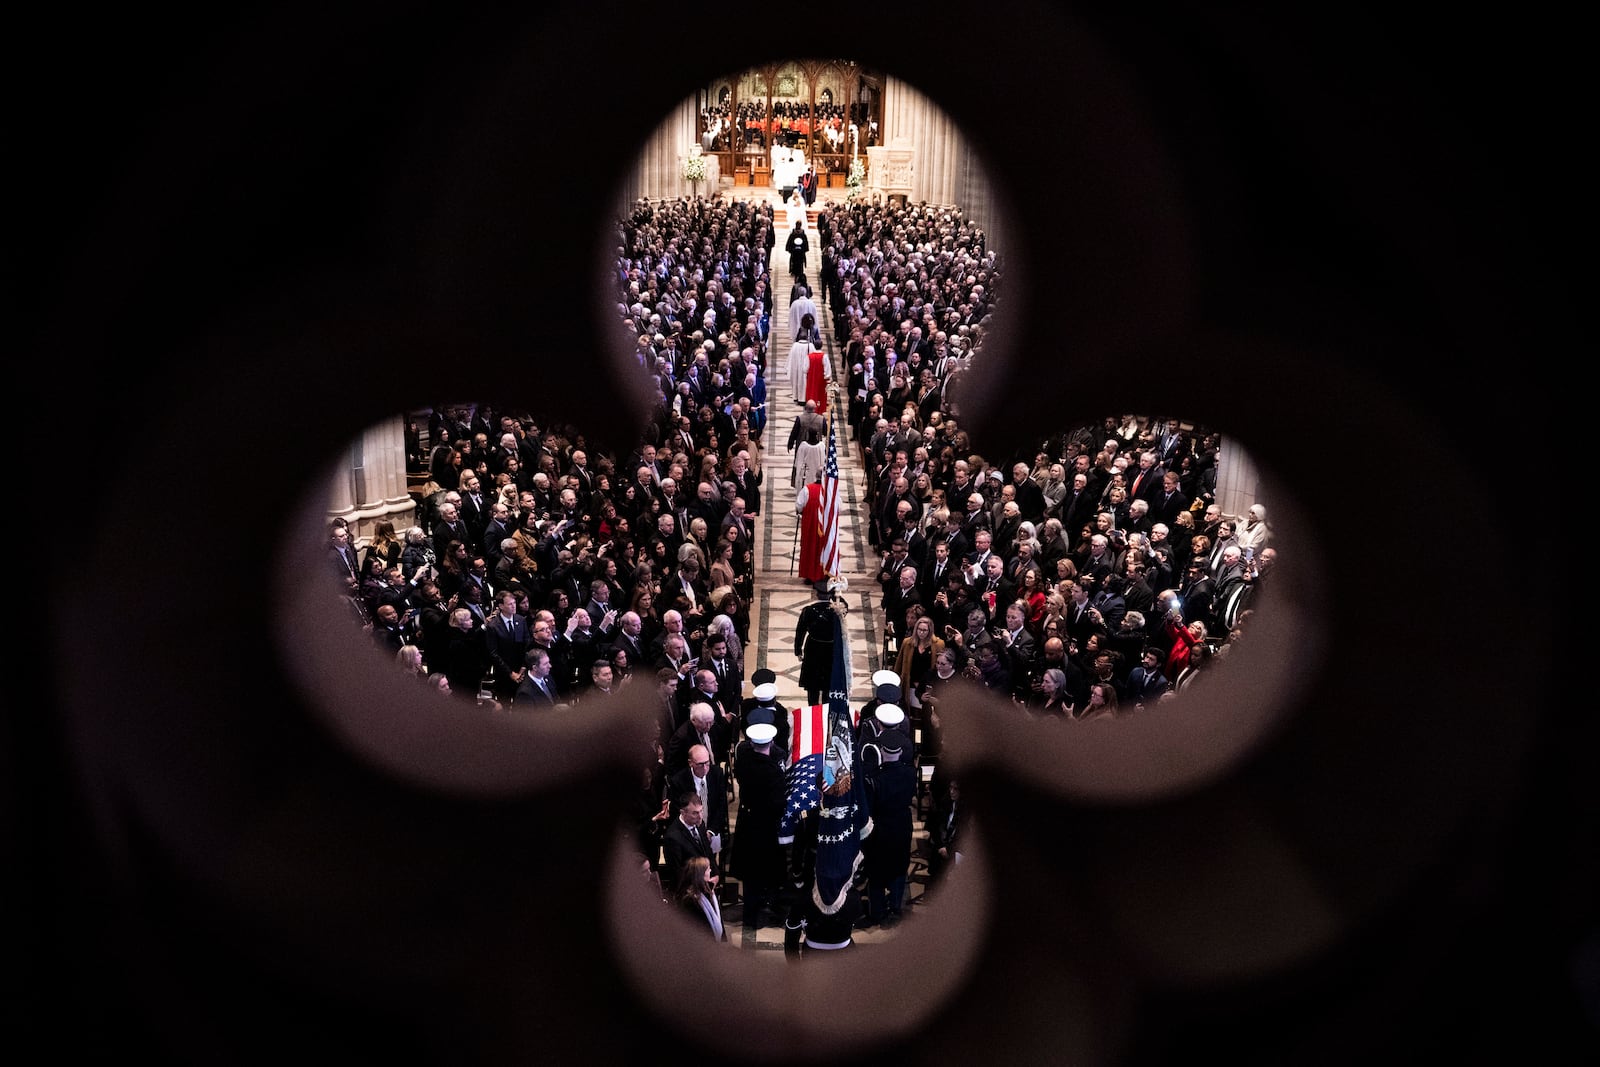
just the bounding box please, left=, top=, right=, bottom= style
left=710, top=188, right=931, bottom=949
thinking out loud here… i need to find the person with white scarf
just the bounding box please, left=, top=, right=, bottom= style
left=675, top=856, right=727, bottom=942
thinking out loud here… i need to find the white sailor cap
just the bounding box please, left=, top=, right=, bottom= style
left=874, top=704, right=906, bottom=727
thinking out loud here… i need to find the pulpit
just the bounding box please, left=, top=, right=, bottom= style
left=867, top=139, right=914, bottom=205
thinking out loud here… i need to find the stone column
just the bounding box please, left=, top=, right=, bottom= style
left=329, top=415, right=417, bottom=543
left=1214, top=438, right=1263, bottom=523
left=622, top=97, right=699, bottom=201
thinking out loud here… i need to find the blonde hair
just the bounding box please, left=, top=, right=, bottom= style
left=395, top=645, right=425, bottom=674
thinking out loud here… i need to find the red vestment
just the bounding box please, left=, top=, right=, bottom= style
left=805, top=349, right=828, bottom=413
left=798, top=482, right=826, bottom=583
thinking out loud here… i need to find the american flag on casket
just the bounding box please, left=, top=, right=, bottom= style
left=778, top=701, right=827, bottom=845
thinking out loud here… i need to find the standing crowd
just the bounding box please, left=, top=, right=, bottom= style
left=327, top=188, right=1276, bottom=948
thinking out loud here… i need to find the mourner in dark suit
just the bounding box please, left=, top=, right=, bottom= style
left=1126, top=647, right=1171, bottom=706
left=666, top=743, right=728, bottom=836
left=660, top=792, right=720, bottom=896
left=1150, top=471, right=1190, bottom=531
left=512, top=647, right=560, bottom=707
left=665, top=702, right=732, bottom=778
left=483, top=593, right=531, bottom=700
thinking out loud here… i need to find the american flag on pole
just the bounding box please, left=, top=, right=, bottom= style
left=818, top=405, right=841, bottom=579
left=778, top=702, right=827, bottom=844
left=814, top=609, right=870, bottom=914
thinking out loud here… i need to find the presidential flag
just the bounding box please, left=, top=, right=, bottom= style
left=814, top=608, right=870, bottom=914
left=818, top=405, right=841, bottom=579
left=778, top=701, right=827, bottom=845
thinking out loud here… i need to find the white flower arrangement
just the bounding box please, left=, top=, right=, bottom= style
left=845, top=158, right=866, bottom=205
left=682, top=154, right=708, bottom=185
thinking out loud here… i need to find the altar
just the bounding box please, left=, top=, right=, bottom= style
left=770, top=145, right=806, bottom=192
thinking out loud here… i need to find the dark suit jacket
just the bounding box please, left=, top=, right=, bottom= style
left=609, top=631, right=649, bottom=672
left=529, top=637, right=573, bottom=697
left=330, top=544, right=361, bottom=584
left=667, top=766, right=729, bottom=834
left=1179, top=576, right=1217, bottom=632
left=1150, top=489, right=1189, bottom=531
left=1061, top=489, right=1099, bottom=544
left=730, top=468, right=762, bottom=515
left=992, top=515, right=1022, bottom=559
left=665, top=716, right=733, bottom=777
left=1011, top=478, right=1047, bottom=523
left=919, top=558, right=956, bottom=601
left=1092, top=592, right=1128, bottom=632
left=881, top=586, right=922, bottom=640
left=480, top=518, right=513, bottom=562
left=1001, top=628, right=1036, bottom=697
left=458, top=493, right=490, bottom=548
left=484, top=612, right=531, bottom=682
left=432, top=519, right=472, bottom=561
left=974, top=576, right=1014, bottom=615
left=1065, top=600, right=1100, bottom=645
left=442, top=628, right=491, bottom=698
left=512, top=672, right=559, bottom=707
left=1127, top=665, right=1170, bottom=704
left=696, top=655, right=743, bottom=707
left=660, top=816, right=719, bottom=895
left=1127, top=465, right=1166, bottom=505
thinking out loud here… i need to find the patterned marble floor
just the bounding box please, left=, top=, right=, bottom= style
left=710, top=193, right=932, bottom=948
left=749, top=195, right=884, bottom=708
